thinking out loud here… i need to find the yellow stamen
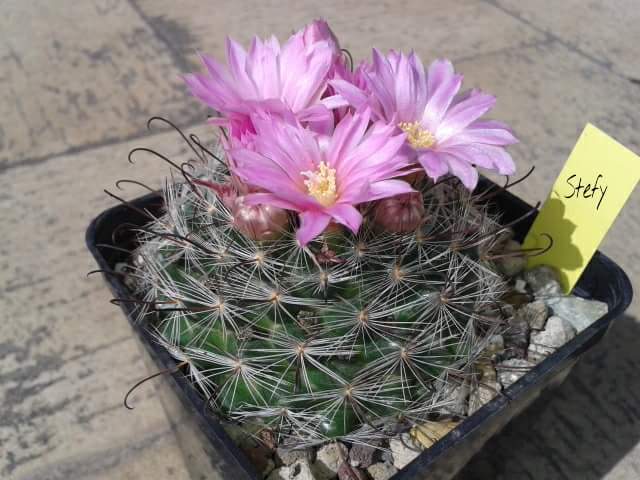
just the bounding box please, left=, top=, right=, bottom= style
left=398, top=121, right=436, bottom=149
left=301, top=161, right=338, bottom=207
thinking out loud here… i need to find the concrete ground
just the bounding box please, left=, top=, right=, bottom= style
left=1, top=1, right=639, bottom=479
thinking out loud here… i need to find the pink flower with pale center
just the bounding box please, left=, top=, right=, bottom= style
left=331, top=50, right=518, bottom=189
left=184, top=20, right=343, bottom=137
left=229, top=109, right=414, bottom=245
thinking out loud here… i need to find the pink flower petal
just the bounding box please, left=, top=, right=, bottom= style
left=367, top=49, right=397, bottom=121
left=408, top=51, right=427, bottom=113
left=437, top=90, right=496, bottom=141
left=440, top=144, right=495, bottom=169
left=249, top=117, right=318, bottom=174
left=183, top=72, right=230, bottom=110
left=339, top=124, right=408, bottom=182
left=426, top=59, right=454, bottom=97
left=364, top=179, right=415, bottom=202
left=476, top=144, right=516, bottom=175
left=201, top=54, right=233, bottom=87
left=459, top=120, right=518, bottom=146
left=240, top=174, right=319, bottom=209
left=447, top=156, right=479, bottom=190
left=394, top=53, right=415, bottom=121
left=244, top=193, right=302, bottom=212
left=422, top=60, right=463, bottom=131
left=320, top=94, right=351, bottom=110
left=297, top=211, right=332, bottom=246
left=302, top=19, right=340, bottom=54
left=298, top=104, right=334, bottom=135
left=418, top=151, right=449, bottom=181
left=225, top=37, right=257, bottom=98
left=280, top=31, right=333, bottom=111
left=326, top=204, right=363, bottom=233
left=439, top=142, right=515, bottom=176
left=328, top=110, right=371, bottom=170
left=328, top=79, right=369, bottom=109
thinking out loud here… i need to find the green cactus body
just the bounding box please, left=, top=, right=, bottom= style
left=128, top=155, right=510, bottom=447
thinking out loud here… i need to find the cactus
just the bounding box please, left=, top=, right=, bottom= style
left=112, top=19, right=525, bottom=450
left=118, top=131, right=516, bottom=448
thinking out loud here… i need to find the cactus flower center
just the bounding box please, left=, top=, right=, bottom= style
left=398, top=121, right=436, bottom=149
left=302, top=161, right=338, bottom=207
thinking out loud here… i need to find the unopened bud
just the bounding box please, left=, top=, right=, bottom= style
left=373, top=192, right=425, bottom=233
left=232, top=196, right=289, bottom=240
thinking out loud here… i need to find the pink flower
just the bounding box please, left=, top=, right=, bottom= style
left=229, top=109, right=414, bottom=245
left=331, top=50, right=517, bottom=189
left=184, top=20, right=342, bottom=137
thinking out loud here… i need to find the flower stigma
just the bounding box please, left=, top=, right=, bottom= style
left=302, top=161, right=338, bottom=207
left=398, top=121, right=436, bottom=149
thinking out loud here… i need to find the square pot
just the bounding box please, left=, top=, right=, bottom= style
left=86, top=180, right=632, bottom=480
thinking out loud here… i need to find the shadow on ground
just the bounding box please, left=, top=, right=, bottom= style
left=456, top=314, right=640, bottom=480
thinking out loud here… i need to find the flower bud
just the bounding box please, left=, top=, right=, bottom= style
left=232, top=196, right=289, bottom=240
left=302, top=19, right=340, bottom=54
left=373, top=192, right=425, bottom=233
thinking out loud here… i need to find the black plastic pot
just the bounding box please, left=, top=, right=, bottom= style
left=86, top=180, right=633, bottom=480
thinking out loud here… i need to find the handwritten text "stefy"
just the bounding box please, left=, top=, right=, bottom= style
left=564, top=174, right=608, bottom=210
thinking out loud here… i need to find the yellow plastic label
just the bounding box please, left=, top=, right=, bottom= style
left=523, top=124, right=639, bottom=293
